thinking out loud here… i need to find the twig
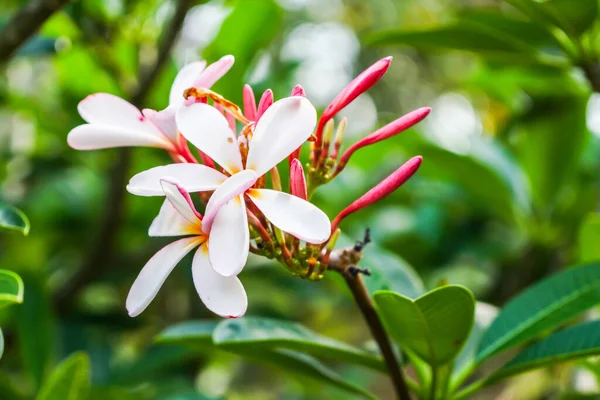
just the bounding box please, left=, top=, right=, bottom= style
left=56, top=0, right=192, bottom=313
left=0, top=0, right=71, bottom=62
left=325, top=231, right=412, bottom=400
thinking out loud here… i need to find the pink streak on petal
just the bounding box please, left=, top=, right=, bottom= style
left=290, top=84, right=306, bottom=97
left=243, top=84, right=257, bottom=121
left=338, top=107, right=430, bottom=166
left=256, top=89, right=274, bottom=121
left=330, top=156, right=422, bottom=232
left=290, top=158, right=307, bottom=200
left=160, top=178, right=204, bottom=220
left=194, top=55, right=235, bottom=88
left=315, top=57, right=392, bottom=149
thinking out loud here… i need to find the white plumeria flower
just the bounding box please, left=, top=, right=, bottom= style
left=67, top=55, right=234, bottom=151
left=127, top=96, right=331, bottom=278
left=127, top=178, right=247, bottom=318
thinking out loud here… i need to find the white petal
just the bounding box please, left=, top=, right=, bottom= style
left=127, top=164, right=226, bottom=196
left=143, top=107, right=179, bottom=143
left=126, top=237, right=200, bottom=317
left=202, top=170, right=257, bottom=232
left=67, top=124, right=173, bottom=150
left=208, top=196, right=249, bottom=277
left=169, top=61, right=206, bottom=106
left=192, top=244, right=247, bottom=318
left=78, top=93, right=163, bottom=135
left=194, top=55, right=234, bottom=89
left=176, top=103, right=243, bottom=175
left=246, top=97, right=317, bottom=177
left=160, top=180, right=203, bottom=226
left=247, top=189, right=331, bottom=244
left=149, top=199, right=198, bottom=237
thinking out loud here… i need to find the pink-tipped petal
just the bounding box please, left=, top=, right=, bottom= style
left=331, top=156, right=423, bottom=232
left=203, top=170, right=258, bottom=232
left=338, top=107, right=430, bottom=166
left=290, top=84, right=306, bottom=97
left=67, top=124, right=173, bottom=150
left=290, top=158, right=307, bottom=200
left=78, top=93, right=157, bottom=132
left=143, top=107, right=179, bottom=143
left=316, top=57, right=392, bottom=148
left=192, top=244, right=248, bottom=318
left=247, top=189, right=330, bottom=244
left=160, top=179, right=204, bottom=225
left=169, top=61, right=207, bottom=106
left=194, top=55, right=235, bottom=88
left=208, top=196, right=249, bottom=277
left=127, top=163, right=226, bottom=196
left=256, top=89, right=274, bottom=121
left=149, top=199, right=197, bottom=237
left=246, top=97, right=317, bottom=177
left=126, top=237, right=200, bottom=317
left=176, top=103, right=244, bottom=174
left=243, top=84, right=257, bottom=121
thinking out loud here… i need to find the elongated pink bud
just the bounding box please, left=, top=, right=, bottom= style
left=256, top=89, right=274, bottom=121
left=198, top=150, right=216, bottom=169
left=194, top=55, right=235, bottom=88
left=291, top=84, right=306, bottom=97
left=214, top=103, right=237, bottom=133
left=330, top=156, right=423, bottom=232
left=243, top=84, right=257, bottom=121
left=315, top=57, right=392, bottom=149
left=338, top=107, right=430, bottom=168
left=290, top=158, right=307, bottom=200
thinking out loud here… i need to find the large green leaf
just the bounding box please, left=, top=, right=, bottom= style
left=477, top=263, right=600, bottom=362
left=36, top=352, right=91, bottom=400
left=0, top=269, right=24, bottom=307
left=213, top=317, right=385, bottom=371
left=336, top=234, right=425, bottom=299
left=0, top=203, right=30, bottom=235
left=156, top=320, right=219, bottom=349
left=374, top=285, right=476, bottom=366
left=489, top=320, right=600, bottom=382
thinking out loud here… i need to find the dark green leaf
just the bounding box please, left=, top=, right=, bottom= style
left=156, top=320, right=219, bottom=350
left=0, top=269, right=24, bottom=307
left=0, top=203, right=30, bottom=235
left=213, top=317, right=385, bottom=371
left=477, top=263, right=600, bottom=362
left=36, top=352, right=91, bottom=400
left=374, top=285, right=476, bottom=366
left=489, top=320, right=600, bottom=382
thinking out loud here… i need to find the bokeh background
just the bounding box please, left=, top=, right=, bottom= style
left=1, top=0, right=600, bottom=398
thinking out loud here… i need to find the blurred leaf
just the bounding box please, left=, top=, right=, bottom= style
left=0, top=328, right=3, bottom=361
left=578, top=213, right=600, bottom=262
left=489, top=320, right=600, bottom=382
left=17, top=37, right=58, bottom=57
left=0, top=269, right=24, bottom=307
left=337, top=234, right=425, bottom=299
left=204, top=0, right=283, bottom=102
left=374, top=285, right=475, bottom=366
left=213, top=317, right=385, bottom=371
left=477, top=263, right=600, bottom=362
left=156, top=320, right=219, bottom=349
left=36, top=352, right=91, bottom=400
left=0, top=203, right=30, bottom=235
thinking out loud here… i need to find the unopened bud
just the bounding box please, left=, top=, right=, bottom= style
left=291, top=84, right=306, bottom=97
left=290, top=158, right=307, bottom=200
left=243, top=84, right=257, bottom=121
left=331, top=117, right=347, bottom=160
left=256, top=89, right=274, bottom=121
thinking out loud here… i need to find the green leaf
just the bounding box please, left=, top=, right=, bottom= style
left=374, top=285, right=476, bottom=366
left=0, top=203, right=30, bottom=235
left=578, top=213, right=600, bottom=263
left=477, top=263, right=600, bottom=362
left=337, top=234, right=425, bottom=299
left=36, top=352, right=91, bottom=400
left=213, top=317, right=385, bottom=372
left=489, top=320, right=600, bottom=382
left=0, top=269, right=24, bottom=307
left=156, top=320, right=219, bottom=349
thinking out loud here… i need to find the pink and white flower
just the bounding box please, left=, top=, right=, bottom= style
left=127, top=96, right=331, bottom=278
left=67, top=55, right=234, bottom=154
left=126, top=179, right=247, bottom=318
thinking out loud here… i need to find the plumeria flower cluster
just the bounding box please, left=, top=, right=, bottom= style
left=67, top=54, right=430, bottom=319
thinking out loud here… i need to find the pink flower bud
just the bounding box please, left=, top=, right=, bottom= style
left=338, top=107, right=430, bottom=167
left=330, top=156, right=423, bottom=232
left=291, top=84, right=306, bottom=97
left=198, top=150, right=216, bottom=169
left=290, top=158, right=307, bottom=200
left=315, top=57, right=392, bottom=149
left=243, top=84, right=257, bottom=121
left=256, top=89, right=274, bottom=121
